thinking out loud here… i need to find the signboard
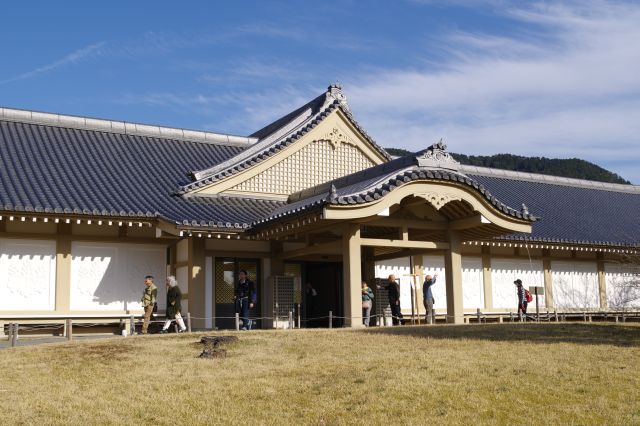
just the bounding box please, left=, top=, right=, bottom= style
left=529, top=286, right=544, bottom=295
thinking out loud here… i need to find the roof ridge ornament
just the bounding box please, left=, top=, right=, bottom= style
left=416, top=139, right=461, bottom=171
left=326, top=82, right=350, bottom=113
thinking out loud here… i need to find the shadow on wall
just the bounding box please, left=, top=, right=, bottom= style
left=364, top=323, right=640, bottom=348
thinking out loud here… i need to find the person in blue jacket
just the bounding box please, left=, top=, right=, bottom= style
left=423, top=274, right=438, bottom=324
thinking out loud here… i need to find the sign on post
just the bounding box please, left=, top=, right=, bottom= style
left=529, top=286, right=544, bottom=321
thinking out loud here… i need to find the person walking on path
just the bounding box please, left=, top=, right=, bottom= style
left=423, top=274, right=438, bottom=324
left=361, top=281, right=375, bottom=327
left=387, top=275, right=402, bottom=325
left=514, top=279, right=528, bottom=321
left=140, top=275, right=157, bottom=334
left=160, top=276, right=187, bottom=333
left=234, top=269, right=257, bottom=330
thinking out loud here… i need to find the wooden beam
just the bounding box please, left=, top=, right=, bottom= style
left=449, top=214, right=484, bottom=230
left=282, top=240, right=342, bottom=259
left=356, top=217, right=448, bottom=230
left=360, top=238, right=449, bottom=250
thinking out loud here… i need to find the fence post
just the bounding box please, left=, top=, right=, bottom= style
left=235, top=313, right=240, bottom=331
left=186, top=312, right=192, bottom=333
left=476, top=308, right=481, bottom=324
left=329, top=310, right=333, bottom=329
left=66, top=319, right=73, bottom=341
left=129, top=315, right=135, bottom=336
left=297, top=304, right=301, bottom=329
left=288, top=311, right=293, bottom=330
left=11, top=323, right=18, bottom=348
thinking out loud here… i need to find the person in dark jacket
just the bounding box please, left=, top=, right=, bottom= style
left=422, top=274, right=438, bottom=324
left=361, top=281, right=375, bottom=327
left=160, top=275, right=187, bottom=333
left=387, top=274, right=402, bottom=325
left=234, top=269, right=257, bottom=330
left=514, top=279, right=527, bottom=321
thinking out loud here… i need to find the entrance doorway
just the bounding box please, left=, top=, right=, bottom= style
left=304, top=262, right=343, bottom=327
left=214, top=258, right=261, bottom=329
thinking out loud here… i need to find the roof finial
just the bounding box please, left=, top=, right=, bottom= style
left=328, top=81, right=342, bottom=94
left=329, top=183, right=338, bottom=203
left=521, top=203, right=529, bottom=215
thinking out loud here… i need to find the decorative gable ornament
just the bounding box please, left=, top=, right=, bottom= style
left=416, top=140, right=461, bottom=171
left=323, top=125, right=357, bottom=150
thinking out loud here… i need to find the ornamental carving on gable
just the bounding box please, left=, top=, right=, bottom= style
left=416, top=140, right=461, bottom=171
left=322, top=126, right=357, bottom=150
left=415, top=191, right=462, bottom=210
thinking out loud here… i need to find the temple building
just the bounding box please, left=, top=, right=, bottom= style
left=0, top=84, right=638, bottom=331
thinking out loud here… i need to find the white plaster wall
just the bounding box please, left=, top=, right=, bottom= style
left=0, top=238, right=56, bottom=310
left=462, top=257, right=484, bottom=309
left=491, top=258, right=544, bottom=310
left=551, top=261, right=599, bottom=309
left=70, top=242, right=166, bottom=311
left=605, top=264, right=640, bottom=309
left=375, top=257, right=412, bottom=310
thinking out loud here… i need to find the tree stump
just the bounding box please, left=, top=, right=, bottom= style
left=197, top=335, right=239, bottom=359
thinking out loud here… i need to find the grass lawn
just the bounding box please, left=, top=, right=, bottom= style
left=1, top=323, right=639, bottom=425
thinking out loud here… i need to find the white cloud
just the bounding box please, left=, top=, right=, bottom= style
left=1, top=42, right=106, bottom=84
left=345, top=1, right=640, bottom=183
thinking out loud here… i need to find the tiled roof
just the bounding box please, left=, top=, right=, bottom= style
left=177, top=85, right=392, bottom=194
left=468, top=173, right=640, bottom=247
left=0, top=119, right=282, bottom=230
left=253, top=144, right=536, bottom=228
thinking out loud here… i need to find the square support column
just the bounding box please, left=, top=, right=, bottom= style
left=542, top=249, right=554, bottom=309
left=597, top=253, right=607, bottom=309
left=445, top=231, right=464, bottom=324
left=342, top=224, right=363, bottom=328
left=481, top=246, right=493, bottom=310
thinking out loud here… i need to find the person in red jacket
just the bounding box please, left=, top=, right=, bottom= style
left=514, top=279, right=528, bottom=320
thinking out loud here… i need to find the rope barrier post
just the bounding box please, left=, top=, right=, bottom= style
left=510, top=312, right=514, bottom=322
left=235, top=313, right=240, bottom=331
left=476, top=308, right=481, bottom=324
left=329, top=311, right=333, bottom=329
left=11, top=323, right=18, bottom=348
left=297, top=304, right=301, bottom=329
left=129, top=315, right=135, bottom=336
left=583, top=312, right=587, bottom=322
left=288, top=311, right=293, bottom=330
left=554, top=310, right=558, bottom=322
left=622, top=313, right=626, bottom=323
left=66, top=318, right=73, bottom=341
left=7, top=323, right=12, bottom=343
left=187, top=312, right=192, bottom=333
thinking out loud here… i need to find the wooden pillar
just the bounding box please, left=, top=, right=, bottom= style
left=481, top=246, right=493, bottom=310
left=597, top=253, right=607, bottom=309
left=55, top=224, right=72, bottom=312
left=412, top=255, right=424, bottom=320
left=362, top=247, right=376, bottom=284
left=445, top=231, right=464, bottom=324
left=543, top=249, right=554, bottom=308
left=342, top=224, right=362, bottom=328
left=190, top=238, right=206, bottom=329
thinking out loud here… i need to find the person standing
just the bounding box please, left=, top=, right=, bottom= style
left=160, top=276, right=187, bottom=333
left=234, top=270, right=257, bottom=330
left=140, top=275, right=157, bottom=334
left=423, top=274, right=438, bottom=324
left=514, top=279, right=527, bottom=320
left=361, top=281, right=375, bottom=327
left=387, top=275, right=402, bottom=325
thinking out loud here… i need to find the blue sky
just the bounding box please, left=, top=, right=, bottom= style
left=1, top=1, right=639, bottom=183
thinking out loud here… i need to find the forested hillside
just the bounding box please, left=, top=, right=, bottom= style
left=384, top=148, right=630, bottom=184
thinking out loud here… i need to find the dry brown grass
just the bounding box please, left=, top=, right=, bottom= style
left=1, top=323, right=639, bottom=425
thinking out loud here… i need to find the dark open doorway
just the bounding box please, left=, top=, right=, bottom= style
left=303, top=262, right=343, bottom=327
